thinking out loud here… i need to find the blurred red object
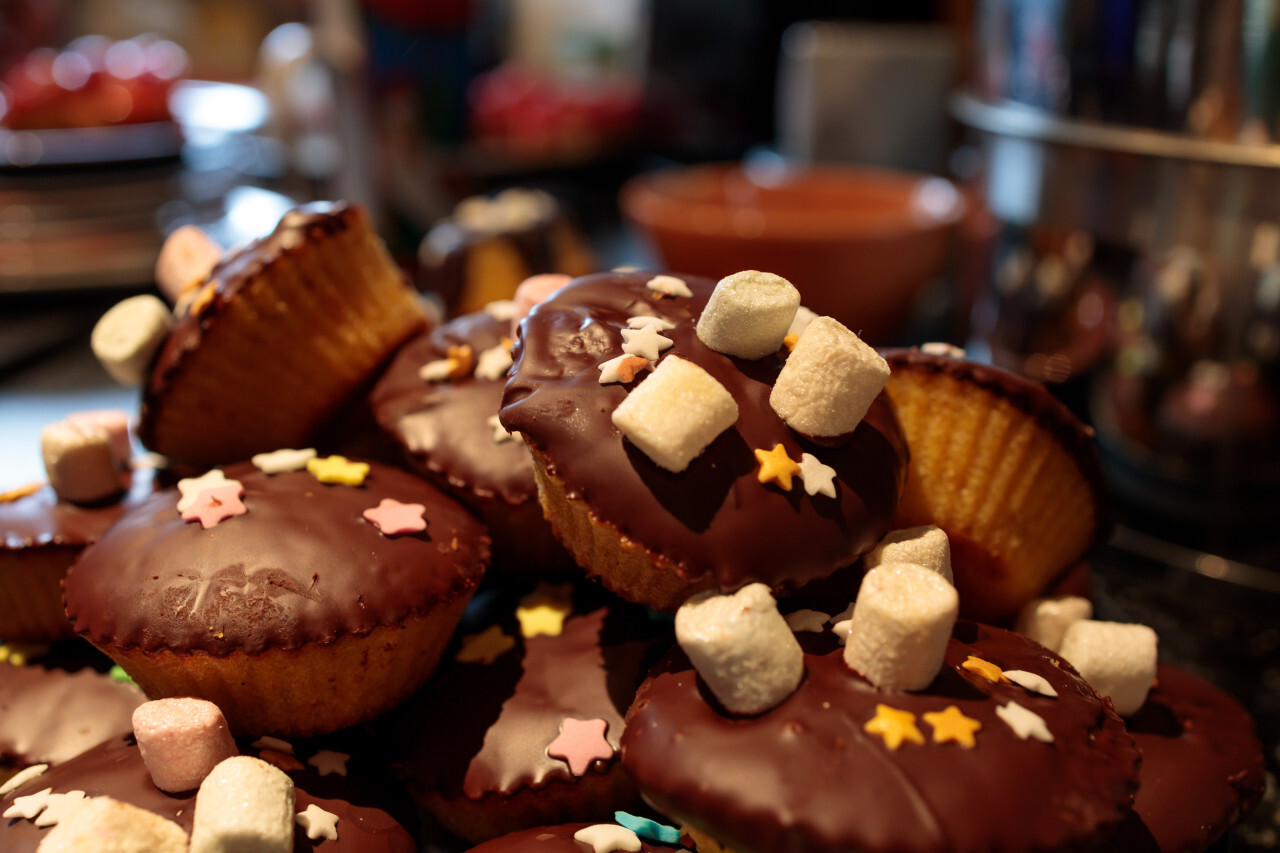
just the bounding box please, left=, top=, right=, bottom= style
left=621, top=162, right=964, bottom=345
left=0, top=35, right=187, bottom=129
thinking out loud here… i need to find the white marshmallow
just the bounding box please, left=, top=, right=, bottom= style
left=41, top=421, right=124, bottom=504
left=787, top=305, right=818, bottom=338
left=1014, top=596, right=1092, bottom=653
left=155, top=225, right=222, bottom=305
left=611, top=356, right=738, bottom=473
left=695, top=270, right=800, bottom=359
left=770, top=316, right=889, bottom=437
left=91, top=295, right=173, bottom=386
left=675, top=584, right=804, bottom=716
left=64, top=410, right=132, bottom=466
left=189, top=756, right=295, bottom=853
left=36, top=796, right=188, bottom=853
left=864, top=525, right=953, bottom=584
left=843, top=562, right=959, bottom=691
left=1058, top=620, right=1158, bottom=716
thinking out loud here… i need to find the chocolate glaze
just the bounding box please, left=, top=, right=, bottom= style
left=63, top=460, right=489, bottom=656
left=0, top=665, right=143, bottom=767
left=139, top=202, right=364, bottom=447
left=1, top=468, right=157, bottom=551
left=0, top=733, right=417, bottom=852
left=881, top=347, right=1112, bottom=539
left=1107, top=664, right=1266, bottom=853
left=397, top=583, right=667, bottom=800
left=622, top=622, right=1140, bottom=853
left=465, top=822, right=682, bottom=853
left=500, top=271, right=908, bottom=592
left=370, top=312, right=535, bottom=508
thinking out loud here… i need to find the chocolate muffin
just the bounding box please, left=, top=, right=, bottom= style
left=62, top=458, right=489, bottom=737
left=500, top=271, right=908, bottom=611
left=622, top=622, right=1141, bottom=853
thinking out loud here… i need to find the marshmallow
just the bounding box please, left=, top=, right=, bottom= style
left=611, top=356, right=738, bottom=472
left=41, top=421, right=124, bottom=504
left=65, top=410, right=132, bottom=466
left=133, top=698, right=238, bottom=793
left=787, top=305, right=818, bottom=338
left=511, top=273, right=572, bottom=337
left=674, top=584, right=804, bottom=715
left=864, top=525, right=953, bottom=584
left=189, top=756, right=295, bottom=853
left=843, top=562, right=959, bottom=692
left=770, top=316, right=889, bottom=437
left=1058, top=620, right=1158, bottom=716
left=36, top=796, right=188, bottom=853
left=91, top=295, right=174, bottom=386
left=695, top=270, right=800, bottom=359
left=1014, top=596, right=1092, bottom=653
left=155, top=225, right=222, bottom=304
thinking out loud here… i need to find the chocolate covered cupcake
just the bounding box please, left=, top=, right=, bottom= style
left=63, top=457, right=489, bottom=737
left=500, top=271, right=907, bottom=611
left=369, top=306, right=571, bottom=576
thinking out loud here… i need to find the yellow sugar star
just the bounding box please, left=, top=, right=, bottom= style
left=923, top=705, right=982, bottom=748
left=962, top=655, right=1009, bottom=684
left=0, top=482, right=42, bottom=503
left=516, top=601, right=571, bottom=638
left=863, top=704, right=924, bottom=750
left=782, top=333, right=799, bottom=352
left=456, top=625, right=515, bottom=665
left=754, top=444, right=801, bottom=491
left=306, top=455, right=370, bottom=486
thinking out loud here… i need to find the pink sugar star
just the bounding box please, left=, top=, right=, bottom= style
left=180, top=484, right=246, bottom=529
left=362, top=498, right=427, bottom=536
left=546, top=717, right=613, bottom=776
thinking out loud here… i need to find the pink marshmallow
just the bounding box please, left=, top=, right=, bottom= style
left=133, top=698, right=238, bottom=793
left=65, top=409, right=132, bottom=466
left=155, top=225, right=222, bottom=304
left=511, top=273, right=572, bottom=338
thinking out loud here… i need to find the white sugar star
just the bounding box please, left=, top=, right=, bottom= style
left=797, top=453, right=837, bottom=498
left=626, top=315, right=675, bottom=331
left=828, top=603, right=855, bottom=624
left=620, top=325, right=673, bottom=361
left=645, top=275, right=692, bottom=298
left=3, top=787, right=53, bottom=820
left=996, top=701, right=1054, bottom=742
left=831, top=618, right=852, bottom=644
left=487, top=414, right=517, bottom=444
left=417, top=358, right=454, bottom=382
left=784, top=609, right=830, bottom=633
left=483, top=299, right=518, bottom=321
left=251, top=736, right=294, bottom=755
left=177, top=470, right=237, bottom=513
left=296, top=803, right=339, bottom=841
left=34, top=790, right=87, bottom=827
left=0, top=764, right=47, bottom=798
left=307, top=750, right=350, bottom=777
left=1004, top=670, right=1059, bottom=698
left=598, top=354, right=650, bottom=385
left=573, top=824, right=642, bottom=853
left=251, top=448, right=316, bottom=475
left=474, top=343, right=514, bottom=381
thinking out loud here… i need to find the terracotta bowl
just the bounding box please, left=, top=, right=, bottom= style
left=619, top=162, right=963, bottom=345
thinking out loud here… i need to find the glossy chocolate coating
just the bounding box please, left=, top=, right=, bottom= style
left=0, top=665, right=143, bottom=767
left=0, top=734, right=417, bottom=852
left=140, top=202, right=360, bottom=443
left=1108, top=664, right=1266, bottom=853
left=399, top=583, right=667, bottom=800
left=622, top=622, right=1140, bottom=853
left=370, top=312, right=533, bottom=507
left=1, top=468, right=156, bottom=551
left=466, top=822, right=682, bottom=853
left=63, top=460, right=488, bottom=656
left=500, top=271, right=908, bottom=592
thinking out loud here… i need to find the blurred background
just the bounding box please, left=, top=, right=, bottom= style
left=0, top=0, right=1279, bottom=838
